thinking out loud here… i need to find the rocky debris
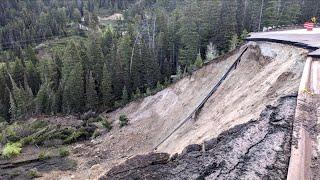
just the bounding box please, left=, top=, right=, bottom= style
left=100, top=96, right=297, bottom=180
left=0, top=157, right=76, bottom=180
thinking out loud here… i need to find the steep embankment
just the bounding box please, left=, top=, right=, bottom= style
left=101, top=96, right=296, bottom=179
left=158, top=42, right=306, bottom=154
left=42, top=42, right=307, bottom=179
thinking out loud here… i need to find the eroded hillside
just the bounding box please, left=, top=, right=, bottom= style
left=41, top=42, right=307, bottom=179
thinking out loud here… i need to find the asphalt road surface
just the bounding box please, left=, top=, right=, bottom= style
left=247, top=28, right=320, bottom=56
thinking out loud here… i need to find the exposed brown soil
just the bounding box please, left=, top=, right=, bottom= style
left=100, top=96, right=297, bottom=179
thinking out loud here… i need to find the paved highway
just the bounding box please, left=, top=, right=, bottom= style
left=247, top=28, right=320, bottom=57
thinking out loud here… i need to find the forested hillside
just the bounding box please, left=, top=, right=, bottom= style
left=0, top=0, right=319, bottom=122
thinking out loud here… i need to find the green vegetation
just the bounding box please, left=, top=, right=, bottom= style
left=27, top=169, right=41, bottom=178
left=0, top=0, right=314, bottom=123
left=194, top=52, right=204, bottom=69
left=2, top=142, right=22, bottom=158
left=119, top=115, right=129, bottom=128
left=59, top=147, right=70, bottom=157
left=64, top=128, right=91, bottom=144
left=102, top=119, right=113, bottom=131
left=0, top=120, right=95, bottom=156
left=20, top=136, right=34, bottom=146
left=38, top=151, right=50, bottom=160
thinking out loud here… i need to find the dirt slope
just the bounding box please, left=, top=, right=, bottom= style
left=101, top=96, right=297, bottom=179
left=41, top=42, right=307, bottom=179
left=159, top=42, right=307, bottom=154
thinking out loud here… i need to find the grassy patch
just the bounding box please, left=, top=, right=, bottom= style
left=38, top=151, right=50, bottom=160
left=59, top=147, right=70, bottom=157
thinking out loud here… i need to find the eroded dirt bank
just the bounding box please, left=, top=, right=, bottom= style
left=101, top=96, right=297, bottom=179
left=38, top=42, right=307, bottom=179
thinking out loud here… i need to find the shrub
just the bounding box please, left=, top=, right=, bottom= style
left=20, top=136, right=34, bottom=146
left=156, top=81, right=164, bottom=91
left=119, top=114, right=129, bottom=128
left=38, top=151, right=49, bottom=160
left=101, top=119, right=112, bottom=131
left=145, top=88, right=152, bottom=96
left=64, top=128, right=90, bottom=144
left=5, top=123, right=33, bottom=142
left=5, top=126, right=19, bottom=142
left=2, top=142, right=22, bottom=158
left=59, top=147, right=70, bottom=157
left=132, top=88, right=142, bottom=100
left=27, top=169, right=41, bottom=178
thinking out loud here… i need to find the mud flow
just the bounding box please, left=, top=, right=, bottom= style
left=101, top=96, right=297, bottom=180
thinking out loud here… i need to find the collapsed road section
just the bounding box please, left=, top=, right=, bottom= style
left=100, top=96, right=297, bottom=180
left=99, top=30, right=319, bottom=179
left=247, top=28, right=320, bottom=180
left=288, top=57, right=320, bottom=180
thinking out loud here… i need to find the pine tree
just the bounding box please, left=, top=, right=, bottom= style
left=12, top=57, right=25, bottom=86
left=61, top=40, right=85, bottom=113
left=280, top=2, right=301, bottom=25
left=25, top=46, right=38, bottom=65
left=229, top=34, right=239, bottom=51
left=264, top=0, right=281, bottom=26
left=115, top=35, right=132, bottom=97
left=62, top=63, right=85, bottom=113
left=141, top=39, right=160, bottom=87
left=85, top=71, right=99, bottom=110
left=9, top=92, right=17, bottom=121
left=239, top=29, right=249, bottom=44
left=36, top=81, right=52, bottom=114
left=101, top=63, right=113, bottom=108
left=88, top=35, right=104, bottom=84
left=0, top=69, right=10, bottom=121
left=26, top=63, right=41, bottom=95
left=51, top=83, right=63, bottom=114
left=132, top=87, right=141, bottom=100
left=8, top=74, right=30, bottom=120
left=23, top=74, right=35, bottom=114
left=194, top=52, right=203, bottom=68
left=62, top=40, right=82, bottom=80
left=178, top=11, right=200, bottom=71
